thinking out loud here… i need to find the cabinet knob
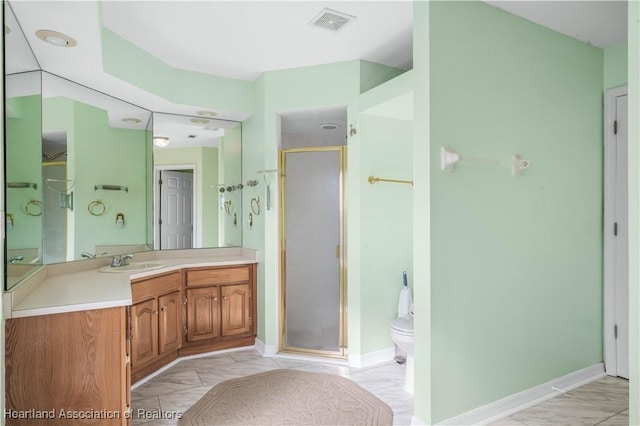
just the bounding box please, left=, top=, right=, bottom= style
left=161, top=306, right=167, bottom=313
left=213, top=297, right=218, bottom=302
left=153, top=310, right=158, bottom=316
left=223, top=296, right=228, bottom=301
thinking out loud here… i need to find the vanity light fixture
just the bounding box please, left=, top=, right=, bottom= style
left=122, top=117, right=141, bottom=124
left=320, top=123, right=339, bottom=130
left=190, top=117, right=210, bottom=125
left=197, top=110, right=218, bottom=118
left=153, top=136, right=170, bottom=147
left=35, top=29, right=77, bottom=47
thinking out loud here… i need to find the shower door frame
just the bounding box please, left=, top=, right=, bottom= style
left=279, top=146, right=348, bottom=359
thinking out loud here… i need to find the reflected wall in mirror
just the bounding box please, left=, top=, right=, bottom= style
left=6, top=71, right=153, bottom=284
left=41, top=73, right=153, bottom=264
left=6, top=72, right=42, bottom=279
left=152, top=113, right=242, bottom=249
left=4, top=2, right=244, bottom=291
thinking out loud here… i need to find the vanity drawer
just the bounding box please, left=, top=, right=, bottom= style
left=186, top=266, right=250, bottom=287
left=132, top=271, right=181, bottom=303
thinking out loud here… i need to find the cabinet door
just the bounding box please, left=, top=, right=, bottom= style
left=186, top=287, right=219, bottom=342
left=221, top=283, right=251, bottom=336
left=158, top=291, right=182, bottom=355
left=131, top=298, right=158, bottom=368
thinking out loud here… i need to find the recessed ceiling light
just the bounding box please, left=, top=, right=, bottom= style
left=35, top=29, right=77, bottom=47
left=153, top=136, right=170, bottom=148
left=4, top=25, right=10, bottom=35
left=197, top=110, right=217, bottom=117
left=190, top=118, right=210, bottom=125
left=319, top=123, right=339, bottom=130
left=122, top=117, right=141, bottom=124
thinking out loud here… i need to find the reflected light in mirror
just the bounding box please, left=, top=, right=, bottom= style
left=153, top=136, right=170, bottom=147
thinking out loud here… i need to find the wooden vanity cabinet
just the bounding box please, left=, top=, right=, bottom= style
left=181, top=264, right=257, bottom=356
left=130, top=271, right=182, bottom=383
left=5, top=307, right=130, bottom=425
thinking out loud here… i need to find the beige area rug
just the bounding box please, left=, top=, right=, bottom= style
left=178, top=369, right=393, bottom=425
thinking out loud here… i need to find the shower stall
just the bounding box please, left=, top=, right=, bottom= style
left=280, top=146, right=347, bottom=357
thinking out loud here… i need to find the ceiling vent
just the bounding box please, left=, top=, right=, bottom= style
left=309, top=8, right=356, bottom=32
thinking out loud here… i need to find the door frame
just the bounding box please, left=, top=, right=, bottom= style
left=279, top=146, right=348, bottom=358
left=603, top=85, right=628, bottom=376
left=153, top=164, right=197, bottom=250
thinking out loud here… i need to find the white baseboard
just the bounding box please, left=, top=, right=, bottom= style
left=349, top=346, right=395, bottom=368
left=254, top=338, right=278, bottom=357
left=411, top=414, right=428, bottom=425
left=437, top=362, right=605, bottom=425
left=131, top=344, right=255, bottom=389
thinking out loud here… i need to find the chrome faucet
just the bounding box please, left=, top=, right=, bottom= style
left=9, top=255, right=24, bottom=264
left=110, top=253, right=134, bottom=267
left=81, top=252, right=96, bottom=259
left=121, top=253, right=134, bottom=266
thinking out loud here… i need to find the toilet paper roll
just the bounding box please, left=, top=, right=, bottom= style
left=398, top=287, right=412, bottom=317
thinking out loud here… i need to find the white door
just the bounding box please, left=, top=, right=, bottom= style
left=604, top=88, right=628, bottom=379
left=160, top=170, right=193, bottom=249
left=614, top=94, right=629, bottom=379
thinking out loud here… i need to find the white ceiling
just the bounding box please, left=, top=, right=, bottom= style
left=101, top=1, right=414, bottom=82
left=5, top=1, right=628, bottom=139
left=486, top=1, right=627, bottom=49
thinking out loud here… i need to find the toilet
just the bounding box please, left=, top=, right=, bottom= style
left=391, top=287, right=413, bottom=395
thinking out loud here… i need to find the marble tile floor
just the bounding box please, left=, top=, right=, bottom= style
left=131, top=349, right=627, bottom=426
left=490, top=376, right=629, bottom=426
left=130, top=348, right=414, bottom=426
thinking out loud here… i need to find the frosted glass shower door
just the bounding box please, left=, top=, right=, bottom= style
left=282, top=147, right=345, bottom=355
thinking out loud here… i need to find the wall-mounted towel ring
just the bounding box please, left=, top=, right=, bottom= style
left=88, top=200, right=107, bottom=216
left=24, top=199, right=42, bottom=216
left=251, top=196, right=260, bottom=216
left=248, top=212, right=254, bottom=227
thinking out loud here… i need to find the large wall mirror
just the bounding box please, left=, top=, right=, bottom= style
left=152, top=113, right=242, bottom=250
left=4, top=3, right=243, bottom=290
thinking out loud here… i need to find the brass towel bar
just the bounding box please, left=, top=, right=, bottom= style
left=368, top=176, right=413, bottom=186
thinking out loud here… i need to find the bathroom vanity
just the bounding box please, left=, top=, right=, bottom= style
left=4, top=248, right=257, bottom=425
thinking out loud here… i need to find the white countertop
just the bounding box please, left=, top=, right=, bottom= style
left=4, top=248, right=258, bottom=319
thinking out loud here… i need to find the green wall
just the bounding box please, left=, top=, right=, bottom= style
left=358, top=113, right=413, bottom=353
left=220, top=126, right=242, bottom=247
left=429, top=2, right=604, bottom=421
left=604, top=43, right=628, bottom=90
left=412, top=0, right=431, bottom=421
left=241, top=75, right=267, bottom=342
left=6, top=94, right=42, bottom=253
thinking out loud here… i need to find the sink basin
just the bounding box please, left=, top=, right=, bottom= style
left=98, top=261, right=166, bottom=273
